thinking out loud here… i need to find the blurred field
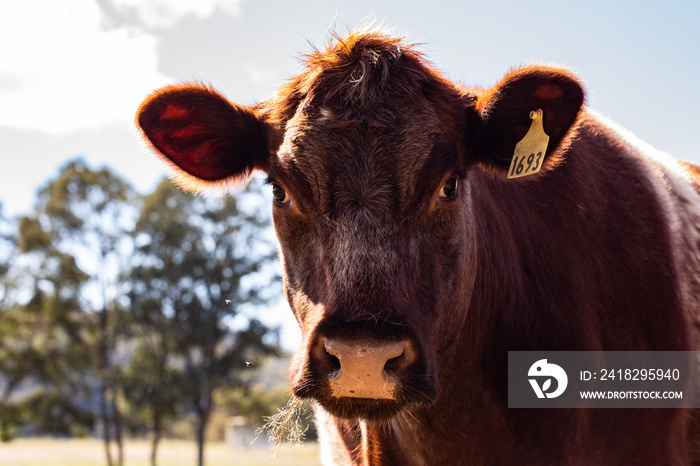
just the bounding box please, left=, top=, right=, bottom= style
left=0, top=438, right=321, bottom=466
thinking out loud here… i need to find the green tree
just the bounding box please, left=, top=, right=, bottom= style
left=0, top=202, right=21, bottom=441
left=0, top=202, right=13, bottom=309
left=127, top=180, right=279, bottom=466
left=34, top=158, right=136, bottom=466
left=0, top=212, right=94, bottom=441
left=120, top=338, right=185, bottom=466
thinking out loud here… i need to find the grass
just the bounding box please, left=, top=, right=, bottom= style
left=0, top=438, right=321, bottom=466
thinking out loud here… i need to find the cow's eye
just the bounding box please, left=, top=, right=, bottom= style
left=272, top=183, right=290, bottom=205
left=439, top=177, right=458, bottom=199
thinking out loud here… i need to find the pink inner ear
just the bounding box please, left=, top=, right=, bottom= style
left=534, top=83, right=564, bottom=102
left=148, top=121, right=231, bottom=180
left=162, top=104, right=191, bottom=119
left=172, top=124, right=208, bottom=142
left=155, top=103, right=211, bottom=147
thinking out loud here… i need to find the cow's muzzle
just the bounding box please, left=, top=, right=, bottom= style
left=291, top=320, right=437, bottom=421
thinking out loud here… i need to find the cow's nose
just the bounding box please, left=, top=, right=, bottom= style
left=321, top=337, right=414, bottom=400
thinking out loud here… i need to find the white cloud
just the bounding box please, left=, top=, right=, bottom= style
left=109, top=0, right=243, bottom=29
left=0, top=1, right=170, bottom=134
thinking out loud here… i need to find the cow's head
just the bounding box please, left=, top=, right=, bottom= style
left=136, top=30, right=584, bottom=422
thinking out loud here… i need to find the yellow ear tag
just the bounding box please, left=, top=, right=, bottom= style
left=507, top=109, right=549, bottom=179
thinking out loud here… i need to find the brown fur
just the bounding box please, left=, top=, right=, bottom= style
left=136, top=29, right=700, bottom=465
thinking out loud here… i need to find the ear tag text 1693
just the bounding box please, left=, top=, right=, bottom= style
left=508, top=108, right=550, bottom=179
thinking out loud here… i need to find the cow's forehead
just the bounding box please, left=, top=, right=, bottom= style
left=275, top=108, right=452, bottom=217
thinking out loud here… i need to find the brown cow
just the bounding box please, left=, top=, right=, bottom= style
left=136, top=29, right=700, bottom=465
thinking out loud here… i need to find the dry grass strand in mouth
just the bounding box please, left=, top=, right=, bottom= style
left=258, top=395, right=312, bottom=448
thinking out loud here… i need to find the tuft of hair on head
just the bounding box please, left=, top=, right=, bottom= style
left=291, top=25, right=430, bottom=110
left=258, top=23, right=450, bottom=128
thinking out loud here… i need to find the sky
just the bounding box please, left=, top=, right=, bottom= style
left=1, top=0, right=699, bottom=347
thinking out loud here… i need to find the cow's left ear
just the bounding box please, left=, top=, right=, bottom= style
left=471, top=65, right=585, bottom=178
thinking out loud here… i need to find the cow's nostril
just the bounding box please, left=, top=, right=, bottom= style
left=326, top=352, right=341, bottom=373
left=383, top=351, right=406, bottom=377
left=315, top=337, right=342, bottom=374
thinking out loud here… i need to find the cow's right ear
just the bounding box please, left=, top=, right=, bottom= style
left=136, top=83, right=272, bottom=190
